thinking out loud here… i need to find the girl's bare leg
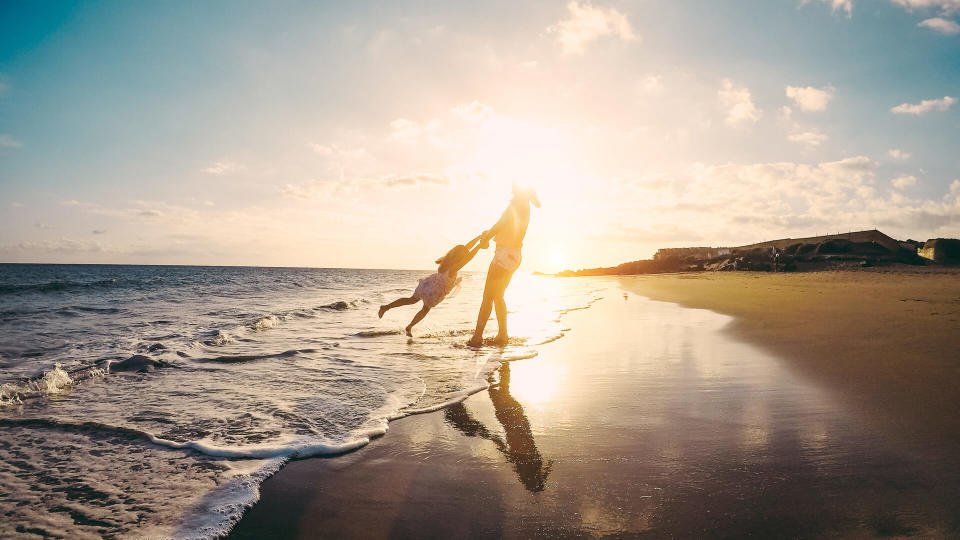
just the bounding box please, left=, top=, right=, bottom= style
left=379, top=296, right=417, bottom=318
left=406, top=306, right=431, bottom=336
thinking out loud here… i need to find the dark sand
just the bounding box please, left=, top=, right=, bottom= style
left=229, top=274, right=960, bottom=538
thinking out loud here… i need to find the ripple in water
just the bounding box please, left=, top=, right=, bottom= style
left=0, top=264, right=602, bottom=537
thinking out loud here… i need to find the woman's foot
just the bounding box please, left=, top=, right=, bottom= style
left=466, top=335, right=483, bottom=348
left=405, top=325, right=413, bottom=337
left=492, top=334, right=509, bottom=346
left=378, top=305, right=387, bottom=319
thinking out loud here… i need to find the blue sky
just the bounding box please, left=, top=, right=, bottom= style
left=1, top=0, right=958, bottom=270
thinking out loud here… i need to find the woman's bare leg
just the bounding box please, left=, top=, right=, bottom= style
left=469, top=264, right=510, bottom=346
left=406, top=306, right=431, bottom=336
left=468, top=296, right=495, bottom=346
left=492, top=296, right=508, bottom=344
left=492, top=270, right=515, bottom=344
left=379, top=296, right=417, bottom=318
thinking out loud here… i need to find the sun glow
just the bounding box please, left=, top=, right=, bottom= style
left=453, top=113, right=594, bottom=272
left=505, top=356, right=566, bottom=405
left=548, top=249, right=569, bottom=273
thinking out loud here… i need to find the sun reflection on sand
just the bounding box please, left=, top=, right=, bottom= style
left=504, top=356, right=566, bottom=405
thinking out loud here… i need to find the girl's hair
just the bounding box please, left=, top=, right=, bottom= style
left=436, top=245, right=468, bottom=274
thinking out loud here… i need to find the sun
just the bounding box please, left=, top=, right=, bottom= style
left=549, top=250, right=568, bottom=271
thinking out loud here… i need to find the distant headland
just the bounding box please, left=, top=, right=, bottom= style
left=549, top=230, right=960, bottom=277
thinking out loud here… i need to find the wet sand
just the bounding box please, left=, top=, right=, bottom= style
left=619, top=270, right=960, bottom=443
left=229, top=275, right=960, bottom=538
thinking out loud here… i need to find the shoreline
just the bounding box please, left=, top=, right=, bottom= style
left=228, top=273, right=960, bottom=538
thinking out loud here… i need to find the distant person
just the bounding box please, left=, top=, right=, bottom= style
left=467, top=185, right=540, bottom=347
left=379, top=234, right=486, bottom=336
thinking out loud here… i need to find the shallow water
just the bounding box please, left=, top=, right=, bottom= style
left=231, top=285, right=960, bottom=538
left=0, top=264, right=602, bottom=538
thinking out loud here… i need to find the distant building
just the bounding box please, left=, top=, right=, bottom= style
left=918, top=238, right=960, bottom=264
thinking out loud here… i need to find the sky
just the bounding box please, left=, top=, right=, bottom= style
left=1, top=0, right=958, bottom=272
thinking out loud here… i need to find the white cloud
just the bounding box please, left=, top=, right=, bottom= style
left=6, top=238, right=116, bottom=255
left=616, top=156, right=960, bottom=245
left=785, top=85, right=835, bottom=112
left=804, top=0, right=854, bottom=16
left=60, top=200, right=90, bottom=207
left=788, top=129, right=829, bottom=147
left=809, top=0, right=960, bottom=17
left=307, top=142, right=368, bottom=162
left=890, top=95, right=956, bottom=114
left=202, top=161, right=240, bottom=175
left=918, top=17, right=960, bottom=33
left=451, top=101, right=494, bottom=122
left=890, top=0, right=960, bottom=13
left=888, top=149, right=912, bottom=160
left=547, top=1, right=637, bottom=55
left=381, top=173, right=450, bottom=188
left=718, top=79, right=761, bottom=127
left=892, top=174, right=919, bottom=189
left=308, top=143, right=335, bottom=155
left=10, top=202, right=24, bottom=208
left=0, top=134, right=23, bottom=148
left=779, top=106, right=794, bottom=121
left=282, top=172, right=449, bottom=200
left=639, top=74, right=663, bottom=94
left=388, top=118, right=422, bottom=142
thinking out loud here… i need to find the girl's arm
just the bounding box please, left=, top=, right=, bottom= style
left=463, top=234, right=483, bottom=250
left=452, top=234, right=487, bottom=272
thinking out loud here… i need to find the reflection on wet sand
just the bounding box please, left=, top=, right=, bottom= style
left=444, top=363, right=552, bottom=492
left=229, top=284, right=960, bottom=539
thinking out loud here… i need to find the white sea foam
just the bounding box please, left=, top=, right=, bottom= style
left=0, top=364, right=73, bottom=406
left=174, top=457, right=288, bottom=540
left=250, top=315, right=279, bottom=331
left=0, top=266, right=608, bottom=538
left=207, top=330, right=236, bottom=346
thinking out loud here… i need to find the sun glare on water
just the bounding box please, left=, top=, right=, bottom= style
left=505, top=356, right=566, bottom=405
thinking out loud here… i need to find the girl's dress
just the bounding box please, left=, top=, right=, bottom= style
left=413, top=271, right=461, bottom=308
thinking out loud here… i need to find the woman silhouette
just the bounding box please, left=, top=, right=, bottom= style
left=467, top=186, right=540, bottom=347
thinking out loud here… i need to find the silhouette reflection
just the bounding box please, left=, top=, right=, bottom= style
left=444, top=363, right=552, bottom=492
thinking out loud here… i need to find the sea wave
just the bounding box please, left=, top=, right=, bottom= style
left=197, top=348, right=323, bottom=364
left=250, top=315, right=280, bottom=331
left=0, top=266, right=609, bottom=539
left=353, top=329, right=404, bottom=337
left=0, top=278, right=120, bottom=295
left=0, top=363, right=83, bottom=405
left=316, top=298, right=367, bottom=311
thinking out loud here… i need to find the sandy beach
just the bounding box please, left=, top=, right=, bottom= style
left=620, top=269, right=960, bottom=443
left=229, top=271, right=960, bottom=538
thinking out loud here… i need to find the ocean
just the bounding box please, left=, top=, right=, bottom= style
left=0, top=264, right=604, bottom=538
